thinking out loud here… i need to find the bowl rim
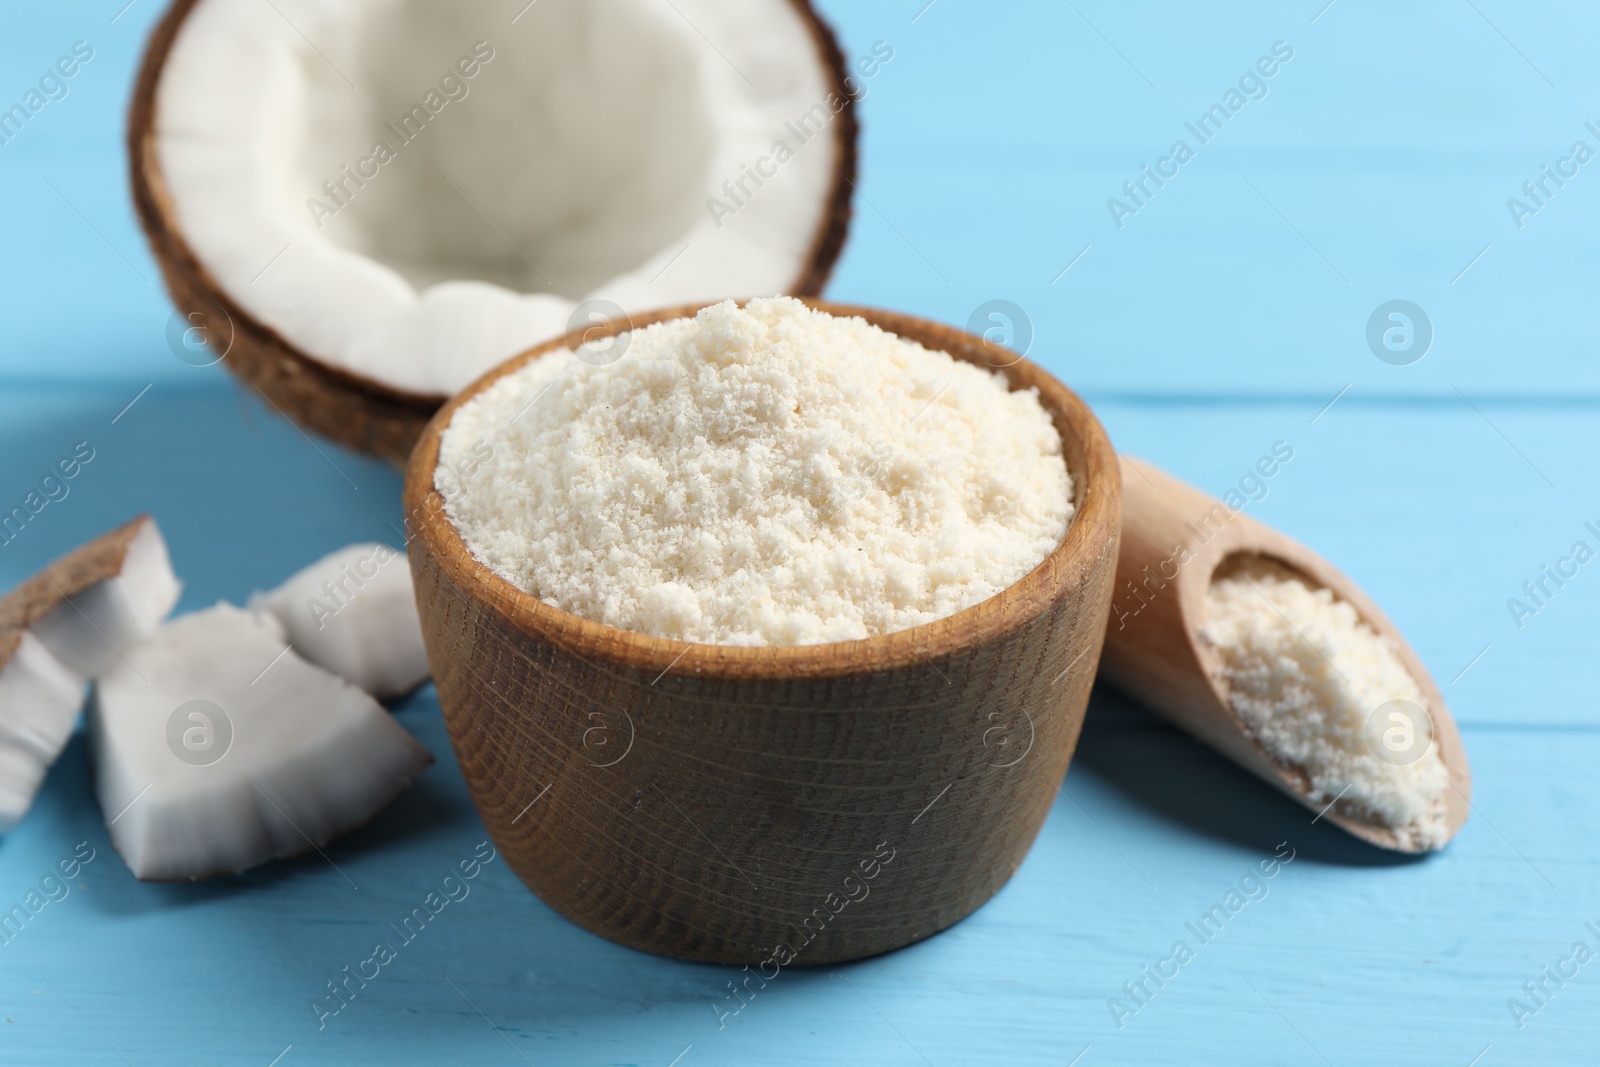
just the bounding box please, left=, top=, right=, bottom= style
left=403, top=298, right=1121, bottom=682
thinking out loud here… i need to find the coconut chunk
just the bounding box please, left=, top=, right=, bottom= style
left=0, top=515, right=172, bottom=831
left=0, top=515, right=182, bottom=678
left=90, top=603, right=432, bottom=881
left=0, top=632, right=86, bottom=832
left=248, top=543, right=429, bottom=699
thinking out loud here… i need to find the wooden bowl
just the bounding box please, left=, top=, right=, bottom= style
left=402, top=301, right=1121, bottom=965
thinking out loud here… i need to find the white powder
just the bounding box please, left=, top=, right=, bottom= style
left=1203, top=558, right=1450, bottom=850
left=437, top=297, right=1073, bottom=646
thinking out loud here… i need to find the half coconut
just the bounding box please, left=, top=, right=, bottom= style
left=131, top=0, right=860, bottom=463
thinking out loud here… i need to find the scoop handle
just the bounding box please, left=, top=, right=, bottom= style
left=1099, top=456, right=1292, bottom=790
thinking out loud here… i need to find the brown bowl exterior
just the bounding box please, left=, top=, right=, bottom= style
left=403, top=301, right=1121, bottom=965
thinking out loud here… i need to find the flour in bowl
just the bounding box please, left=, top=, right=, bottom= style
left=437, top=297, right=1073, bottom=645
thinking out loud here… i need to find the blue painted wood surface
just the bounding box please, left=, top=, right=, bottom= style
left=2, top=2, right=1596, bottom=1063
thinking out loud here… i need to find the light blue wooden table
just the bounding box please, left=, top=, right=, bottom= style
left=2, top=1, right=1596, bottom=1063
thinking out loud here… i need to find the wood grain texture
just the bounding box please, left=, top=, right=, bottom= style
left=402, top=302, right=1121, bottom=964
left=124, top=0, right=861, bottom=467
left=1100, top=455, right=1471, bottom=852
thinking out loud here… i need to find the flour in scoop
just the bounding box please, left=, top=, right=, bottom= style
left=1203, top=558, right=1451, bottom=850
left=438, top=297, right=1073, bottom=645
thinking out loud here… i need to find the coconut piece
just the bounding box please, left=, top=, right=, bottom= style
left=0, top=632, right=86, bottom=832
left=89, top=602, right=432, bottom=881
left=0, top=516, right=173, bottom=831
left=247, top=543, right=429, bottom=700
left=0, top=515, right=182, bottom=678
left=130, top=0, right=860, bottom=464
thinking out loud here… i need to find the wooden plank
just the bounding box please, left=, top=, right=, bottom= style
left=3, top=2, right=1599, bottom=394
left=0, top=385, right=1591, bottom=1063
left=1, top=690, right=1594, bottom=1064
left=1, top=0, right=1597, bottom=1060
left=1094, top=397, right=1600, bottom=729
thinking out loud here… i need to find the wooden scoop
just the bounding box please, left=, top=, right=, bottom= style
left=1099, top=456, right=1471, bottom=852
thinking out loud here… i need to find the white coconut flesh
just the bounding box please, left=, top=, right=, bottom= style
left=28, top=517, right=182, bottom=678
left=248, top=542, right=430, bottom=700
left=156, top=0, right=845, bottom=396
left=0, top=633, right=86, bottom=832
left=90, top=603, right=432, bottom=881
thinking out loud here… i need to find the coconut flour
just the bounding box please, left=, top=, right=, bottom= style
left=1203, top=558, right=1450, bottom=850
left=438, top=297, right=1074, bottom=645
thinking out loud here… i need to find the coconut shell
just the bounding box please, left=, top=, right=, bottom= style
left=0, top=515, right=154, bottom=635
left=0, top=631, right=21, bottom=672
left=127, top=0, right=860, bottom=467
